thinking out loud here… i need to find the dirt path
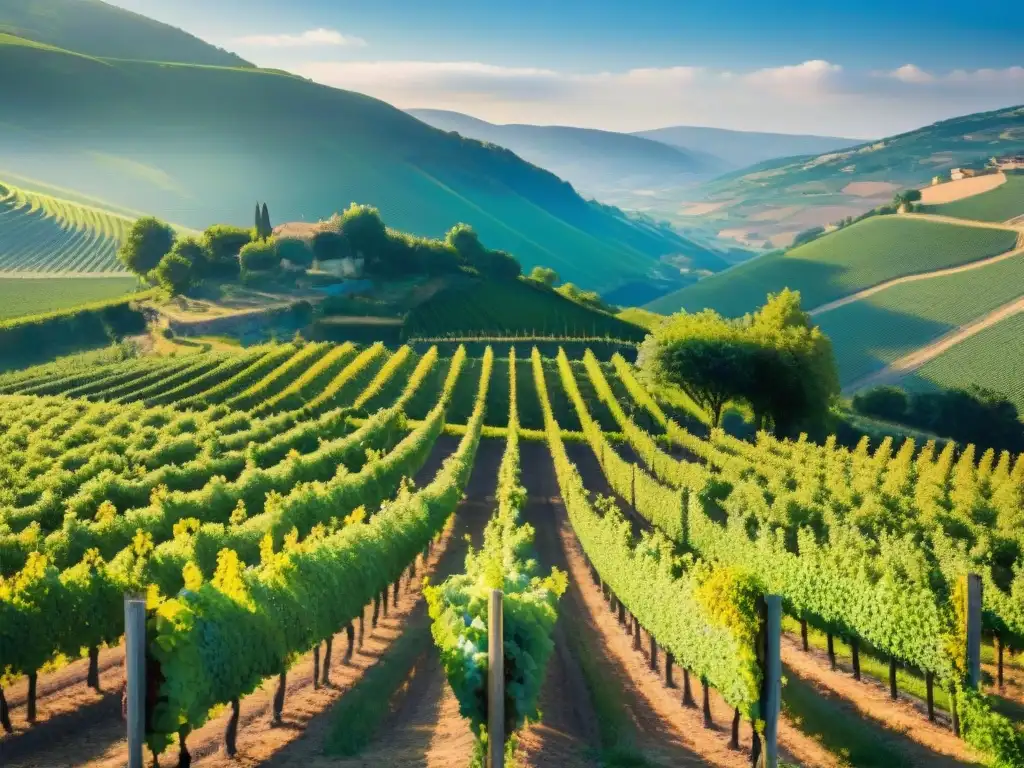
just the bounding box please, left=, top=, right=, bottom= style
left=780, top=636, right=982, bottom=766
left=843, top=294, right=1024, bottom=394
left=897, top=212, right=1024, bottom=233
left=810, top=242, right=1024, bottom=316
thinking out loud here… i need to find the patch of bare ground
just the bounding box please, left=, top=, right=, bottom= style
left=841, top=181, right=899, bottom=198
left=780, top=635, right=982, bottom=766
left=919, top=173, right=1006, bottom=204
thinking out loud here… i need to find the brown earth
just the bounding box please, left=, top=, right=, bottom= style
left=919, top=174, right=1007, bottom=205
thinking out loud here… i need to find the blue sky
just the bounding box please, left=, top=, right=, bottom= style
left=110, top=0, right=1023, bottom=138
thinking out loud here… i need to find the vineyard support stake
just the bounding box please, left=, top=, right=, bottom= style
left=800, top=619, right=808, bottom=652
left=730, top=708, right=741, bottom=750
left=345, top=623, right=355, bottom=663
left=125, top=593, right=146, bottom=768
left=313, top=645, right=321, bottom=690
left=649, top=633, right=658, bottom=672
left=488, top=589, right=504, bottom=768
left=967, top=573, right=982, bottom=690
left=633, top=619, right=641, bottom=651
left=87, top=646, right=100, bottom=691
left=322, top=637, right=333, bottom=686
left=664, top=653, right=674, bottom=688
left=826, top=633, right=836, bottom=671
left=889, top=657, right=897, bottom=700
left=27, top=673, right=37, bottom=724
left=851, top=638, right=861, bottom=681
left=926, top=672, right=935, bottom=722
left=272, top=671, right=286, bottom=725
left=702, top=678, right=712, bottom=727
left=682, top=668, right=695, bottom=707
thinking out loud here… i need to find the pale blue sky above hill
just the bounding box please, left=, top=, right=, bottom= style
left=110, top=0, right=1023, bottom=138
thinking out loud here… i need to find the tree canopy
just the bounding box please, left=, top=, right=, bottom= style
left=529, top=265, right=559, bottom=287
left=239, top=239, right=280, bottom=272
left=638, top=290, right=839, bottom=433
left=153, top=252, right=194, bottom=296
left=118, top=217, right=175, bottom=277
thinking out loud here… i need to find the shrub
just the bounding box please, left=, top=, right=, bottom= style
left=202, top=224, right=252, bottom=266
left=168, top=236, right=212, bottom=278
left=852, top=386, right=908, bottom=422
left=311, top=228, right=350, bottom=263
left=154, top=253, right=195, bottom=296
left=276, top=237, right=313, bottom=269
left=239, top=239, right=280, bottom=272
left=119, top=217, right=175, bottom=276
left=528, top=266, right=559, bottom=287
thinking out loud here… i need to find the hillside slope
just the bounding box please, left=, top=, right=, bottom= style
left=645, top=215, right=1019, bottom=316
left=0, top=0, right=249, bottom=66
left=633, top=124, right=857, bottom=171
left=680, top=105, right=1024, bottom=245
left=408, top=108, right=726, bottom=193
left=0, top=35, right=716, bottom=296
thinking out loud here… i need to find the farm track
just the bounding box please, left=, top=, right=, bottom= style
left=843, top=294, right=1024, bottom=393
left=898, top=212, right=1024, bottom=233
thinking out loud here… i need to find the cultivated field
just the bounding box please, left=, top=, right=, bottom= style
left=901, top=310, right=1024, bottom=412
left=646, top=215, right=1020, bottom=316
left=0, top=277, right=139, bottom=321
left=815, top=251, right=1024, bottom=385
left=0, top=340, right=1020, bottom=768
left=0, top=182, right=133, bottom=274
left=922, top=172, right=1024, bottom=222
left=919, top=173, right=1007, bottom=205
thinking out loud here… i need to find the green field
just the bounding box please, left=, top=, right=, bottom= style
left=899, top=311, right=1024, bottom=412
left=646, top=216, right=1020, bottom=316
left=0, top=277, right=140, bottom=321
left=817, top=253, right=1024, bottom=385
left=0, top=182, right=132, bottom=274
left=922, top=172, right=1024, bottom=222
left=404, top=278, right=646, bottom=340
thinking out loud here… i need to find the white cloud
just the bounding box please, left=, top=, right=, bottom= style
left=233, top=28, right=367, bottom=48
left=288, top=59, right=1024, bottom=137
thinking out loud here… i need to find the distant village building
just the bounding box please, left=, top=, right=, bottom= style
left=950, top=168, right=977, bottom=181
left=931, top=176, right=942, bottom=186
left=991, top=155, right=1024, bottom=171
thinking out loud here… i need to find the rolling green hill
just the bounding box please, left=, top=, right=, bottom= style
left=815, top=252, right=1024, bottom=386
left=404, top=277, right=646, bottom=340
left=678, top=105, right=1024, bottom=245
left=645, top=215, right=1019, bottom=316
left=0, top=28, right=711, bottom=299
left=922, top=171, right=1024, bottom=222
left=0, top=0, right=250, bottom=66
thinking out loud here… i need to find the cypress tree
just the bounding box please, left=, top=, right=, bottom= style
left=255, top=202, right=262, bottom=239
left=261, top=203, right=272, bottom=241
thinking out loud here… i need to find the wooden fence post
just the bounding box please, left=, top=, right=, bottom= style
left=967, top=573, right=982, bottom=690
left=124, top=594, right=147, bottom=768
left=760, top=595, right=782, bottom=768
left=488, top=589, right=504, bottom=768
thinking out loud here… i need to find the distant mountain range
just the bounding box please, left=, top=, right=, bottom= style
left=0, top=0, right=730, bottom=300
left=408, top=108, right=728, bottom=196
left=632, top=125, right=859, bottom=172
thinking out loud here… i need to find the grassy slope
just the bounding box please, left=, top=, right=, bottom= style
left=0, top=276, right=138, bottom=320
left=816, top=252, right=1024, bottom=385
left=0, top=33, right=706, bottom=295
left=404, top=278, right=647, bottom=341
left=900, top=312, right=1024, bottom=413
left=922, top=172, right=1024, bottom=222
left=645, top=216, right=1019, bottom=316
left=0, top=0, right=250, bottom=66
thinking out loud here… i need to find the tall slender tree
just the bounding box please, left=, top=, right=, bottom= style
left=254, top=202, right=262, bottom=239
left=261, top=203, right=272, bottom=241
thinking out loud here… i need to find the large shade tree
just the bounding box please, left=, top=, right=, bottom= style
left=118, top=217, right=175, bottom=277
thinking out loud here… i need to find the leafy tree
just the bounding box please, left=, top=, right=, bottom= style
left=639, top=290, right=839, bottom=433
left=340, top=204, right=388, bottom=256
left=852, top=386, right=909, bottom=422
left=445, top=223, right=522, bottom=280
left=118, top=217, right=175, bottom=277
left=203, top=225, right=252, bottom=262
left=557, top=282, right=612, bottom=313
left=261, top=203, right=272, bottom=240
left=276, top=237, right=313, bottom=269
left=239, top=239, right=280, bottom=272
left=529, top=266, right=559, bottom=287
left=153, top=253, right=194, bottom=296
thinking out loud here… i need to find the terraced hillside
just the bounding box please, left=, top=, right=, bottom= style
left=0, top=341, right=1020, bottom=768
left=816, top=247, right=1024, bottom=386
left=646, top=214, right=1020, bottom=316
left=0, top=181, right=132, bottom=274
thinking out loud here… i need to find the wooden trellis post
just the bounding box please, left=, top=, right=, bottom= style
left=967, top=573, right=982, bottom=690
left=124, top=594, right=147, bottom=768
left=488, top=589, right=505, bottom=768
